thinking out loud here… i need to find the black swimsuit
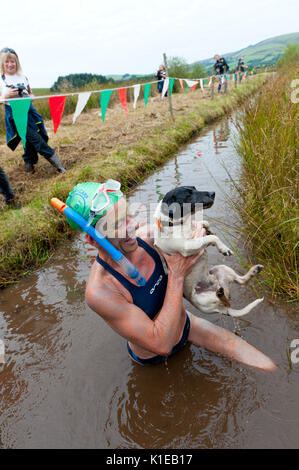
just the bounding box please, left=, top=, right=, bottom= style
left=96, top=237, right=190, bottom=364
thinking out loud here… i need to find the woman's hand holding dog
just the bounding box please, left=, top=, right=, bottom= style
left=158, top=249, right=203, bottom=281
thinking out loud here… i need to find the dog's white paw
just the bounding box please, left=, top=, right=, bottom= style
left=220, top=246, right=233, bottom=256
left=253, top=264, right=264, bottom=274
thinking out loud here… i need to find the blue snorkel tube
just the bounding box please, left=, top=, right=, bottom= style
left=51, top=197, right=146, bottom=286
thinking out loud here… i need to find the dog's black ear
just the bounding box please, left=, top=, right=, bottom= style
left=216, top=287, right=231, bottom=307
left=216, top=287, right=224, bottom=297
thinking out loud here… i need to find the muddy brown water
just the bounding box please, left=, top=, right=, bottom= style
left=0, top=117, right=298, bottom=449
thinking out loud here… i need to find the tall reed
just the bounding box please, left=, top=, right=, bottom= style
left=234, top=61, right=298, bottom=301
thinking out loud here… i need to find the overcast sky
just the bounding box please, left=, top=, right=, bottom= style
left=1, top=0, right=298, bottom=87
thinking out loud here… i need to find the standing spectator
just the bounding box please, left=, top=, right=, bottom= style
left=212, top=54, right=229, bottom=93
left=0, top=166, right=20, bottom=208
left=237, top=58, right=248, bottom=81
left=0, top=48, right=66, bottom=174
left=155, top=64, right=167, bottom=99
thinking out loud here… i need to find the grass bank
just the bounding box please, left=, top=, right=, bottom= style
left=0, top=75, right=266, bottom=287
left=233, top=63, right=298, bottom=301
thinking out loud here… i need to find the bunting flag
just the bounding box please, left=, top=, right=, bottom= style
left=191, top=80, right=199, bottom=92
left=119, top=88, right=128, bottom=117
left=133, top=84, right=140, bottom=109
left=4, top=72, right=250, bottom=135
left=72, top=92, right=91, bottom=124
left=184, top=79, right=198, bottom=89
left=100, top=89, right=113, bottom=122
left=9, top=98, right=31, bottom=147
left=49, top=96, right=66, bottom=133
left=169, top=78, right=175, bottom=96
left=144, top=83, right=151, bottom=107
left=162, top=78, right=169, bottom=98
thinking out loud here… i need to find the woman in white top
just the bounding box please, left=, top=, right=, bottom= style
left=155, top=64, right=167, bottom=98
left=0, top=48, right=66, bottom=174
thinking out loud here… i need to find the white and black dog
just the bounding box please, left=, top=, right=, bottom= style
left=153, top=186, right=264, bottom=317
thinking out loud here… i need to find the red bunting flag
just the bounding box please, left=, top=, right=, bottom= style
left=118, top=88, right=128, bottom=117
left=49, top=96, right=66, bottom=133
left=179, top=79, right=184, bottom=90
left=192, top=80, right=199, bottom=92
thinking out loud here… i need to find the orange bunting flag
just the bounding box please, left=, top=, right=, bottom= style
left=118, top=88, right=128, bottom=117
left=192, top=80, right=199, bottom=92
left=49, top=96, right=66, bottom=133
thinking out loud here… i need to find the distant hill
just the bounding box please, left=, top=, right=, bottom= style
left=50, top=73, right=110, bottom=92
left=51, top=73, right=154, bottom=90
left=105, top=73, right=154, bottom=81
left=194, top=32, right=299, bottom=71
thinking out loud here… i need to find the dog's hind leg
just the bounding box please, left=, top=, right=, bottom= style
left=210, top=264, right=264, bottom=287
left=232, top=264, right=264, bottom=286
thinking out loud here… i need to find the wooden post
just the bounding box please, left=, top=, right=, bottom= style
left=163, top=53, right=174, bottom=121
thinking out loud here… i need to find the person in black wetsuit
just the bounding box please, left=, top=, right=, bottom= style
left=64, top=180, right=277, bottom=371
left=213, top=54, right=229, bottom=92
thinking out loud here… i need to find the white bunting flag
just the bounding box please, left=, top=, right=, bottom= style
left=72, top=92, right=91, bottom=123
left=133, top=84, right=141, bottom=109
left=200, top=79, right=204, bottom=92
left=162, top=78, right=169, bottom=98
left=184, top=79, right=198, bottom=88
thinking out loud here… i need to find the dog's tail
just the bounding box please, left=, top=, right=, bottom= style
left=227, top=298, right=264, bottom=317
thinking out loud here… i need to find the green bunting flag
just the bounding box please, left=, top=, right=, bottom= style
left=9, top=98, right=31, bottom=148
left=100, top=89, right=113, bottom=122
left=169, top=78, right=175, bottom=96
left=144, top=83, right=151, bottom=107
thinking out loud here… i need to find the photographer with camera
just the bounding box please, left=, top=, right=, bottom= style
left=0, top=48, right=66, bottom=174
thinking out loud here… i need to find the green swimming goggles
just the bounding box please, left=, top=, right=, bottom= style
left=88, top=179, right=122, bottom=225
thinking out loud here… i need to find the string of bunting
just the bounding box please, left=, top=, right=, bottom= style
left=2, top=72, right=248, bottom=146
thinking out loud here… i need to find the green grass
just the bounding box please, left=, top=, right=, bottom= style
left=231, top=61, right=299, bottom=301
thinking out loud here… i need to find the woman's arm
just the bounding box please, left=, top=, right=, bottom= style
left=85, top=250, right=202, bottom=356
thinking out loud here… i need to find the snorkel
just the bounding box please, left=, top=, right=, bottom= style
left=51, top=180, right=146, bottom=286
